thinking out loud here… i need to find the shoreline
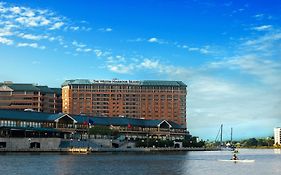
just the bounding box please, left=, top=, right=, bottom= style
left=0, top=147, right=220, bottom=153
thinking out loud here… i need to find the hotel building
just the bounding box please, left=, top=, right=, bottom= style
left=0, top=82, right=62, bottom=113
left=62, top=79, right=187, bottom=127
left=274, top=127, right=281, bottom=145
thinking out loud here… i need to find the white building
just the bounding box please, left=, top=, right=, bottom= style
left=274, top=127, right=281, bottom=145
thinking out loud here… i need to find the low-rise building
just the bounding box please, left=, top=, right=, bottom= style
left=0, top=109, right=188, bottom=142
left=0, top=82, right=62, bottom=113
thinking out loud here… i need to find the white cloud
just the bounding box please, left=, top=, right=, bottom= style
left=105, top=28, right=112, bottom=32
left=242, top=30, right=281, bottom=54
left=188, top=47, right=199, bottom=51
left=22, top=9, right=35, bottom=17
left=127, top=38, right=144, bottom=42
left=18, top=33, right=48, bottom=40
left=76, top=47, right=92, bottom=52
left=107, top=64, right=133, bottom=74
left=100, top=35, right=281, bottom=139
left=71, top=40, right=92, bottom=53
left=72, top=41, right=86, bottom=48
left=98, top=27, right=113, bottom=32
left=49, top=21, right=64, bottom=30
left=94, top=49, right=103, bottom=57
left=253, top=14, right=264, bottom=19
left=83, top=48, right=92, bottom=52
left=185, top=46, right=211, bottom=54
left=148, top=37, right=158, bottom=43
left=69, top=26, right=79, bottom=31
left=17, top=42, right=45, bottom=49
left=140, top=59, right=160, bottom=69
left=104, top=54, right=189, bottom=77
left=0, top=28, right=12, bottom=37
left=9, top=6, right=21, bottom=14
left=0, top=36, right=13, bottom=45
left=147, top=37, right=168, bottom=44
left=187, top=73, right=280, bottom=139
left=252, top=25, right=272, bottom=31
left=0, top=2, right=90, bottom=52
left=208, top=55, right=281, bottom=89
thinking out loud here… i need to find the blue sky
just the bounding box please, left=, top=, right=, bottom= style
left=1, top=0, right=281, bottom=140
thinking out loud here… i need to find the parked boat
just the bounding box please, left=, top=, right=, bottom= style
left=68, top=148, right=90, bottom=154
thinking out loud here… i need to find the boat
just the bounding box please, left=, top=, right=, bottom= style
left=215, top=124, right=235, bottom=151
left=218, top=159, right=255, bottom=163
left=68, top=147, right=90, bottom=154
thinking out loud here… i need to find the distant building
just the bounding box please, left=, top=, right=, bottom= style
left=274, top=127, right=281, bottom=145
left=0, top=82, right=62, bottom=113
left=61, top=79, right=187, bottom=127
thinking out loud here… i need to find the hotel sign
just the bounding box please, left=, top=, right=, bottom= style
left=91, top=80, right=140, bottom=85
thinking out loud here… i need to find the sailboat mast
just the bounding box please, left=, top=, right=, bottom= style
left=220, top=124, right=223, bottom=146
left=231, top=127, right=233, bottom=143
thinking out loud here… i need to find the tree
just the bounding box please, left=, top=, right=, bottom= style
left=243, top=138, right=258, bottom=147
left=89, top=126, right=118, bottom=136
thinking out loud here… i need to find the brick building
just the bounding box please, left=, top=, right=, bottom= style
left=0, top=82, right=62, bottom=113
left=62, top=79, right=187, bottom=127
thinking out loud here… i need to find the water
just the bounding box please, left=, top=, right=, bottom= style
left=0, top=149, right=280, bottom=175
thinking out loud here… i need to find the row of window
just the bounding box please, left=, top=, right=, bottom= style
left=70, top=85, right=185, bottom=90
left=0, top=120, right=56, bottom=128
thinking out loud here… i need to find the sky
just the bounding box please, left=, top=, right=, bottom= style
left=0, top=0, right=281, bottom=140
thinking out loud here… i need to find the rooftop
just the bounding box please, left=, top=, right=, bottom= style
left=0, top=82, right=61, bottom=93
left=0, top=109, right=185, bottom=129
left=62, top=79, right=187, bottom=87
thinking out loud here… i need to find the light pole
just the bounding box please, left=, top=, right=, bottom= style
left=146, top=133, right=149, bottom=148
left=28, top=138, right=31, bottom=149
left=156, top=140, right=158, bottom=148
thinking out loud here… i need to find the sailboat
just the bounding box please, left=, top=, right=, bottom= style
left=215, top=124, right=235, bottom=151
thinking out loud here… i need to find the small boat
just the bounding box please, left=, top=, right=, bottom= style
left=68, top=147, right=90, bottom=154
left=218, top=159, right=255, bottom=163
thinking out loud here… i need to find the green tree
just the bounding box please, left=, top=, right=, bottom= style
left=89, top=126, right=118, bottom=136
left=243, top=138, right=258, bottom=147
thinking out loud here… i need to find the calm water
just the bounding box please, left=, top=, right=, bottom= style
left=0, top=149, right=280, bottom=175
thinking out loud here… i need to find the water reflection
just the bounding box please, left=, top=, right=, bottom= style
left=274, top=149, right=281, bottom=154
left=0, top=150, right=281, bottom=175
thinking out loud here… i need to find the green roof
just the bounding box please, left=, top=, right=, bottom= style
left=50, top=88, right=62, bottom=95
left=0, top=110, right=185, bottom=129
left=0, top=110, right=64, bottom=122
left=0, top=83, right=61, bottom=94
left=62, top=79, right=187, bottom=87
left=0, top=83, right=40, bottom=91
left=62, top=79, right=92, bottom=86
left=141, top=80, right=186, bottom=87
left=36, top=86, right=54, bottom=93
left=74, top=116, right=185, bottom=129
